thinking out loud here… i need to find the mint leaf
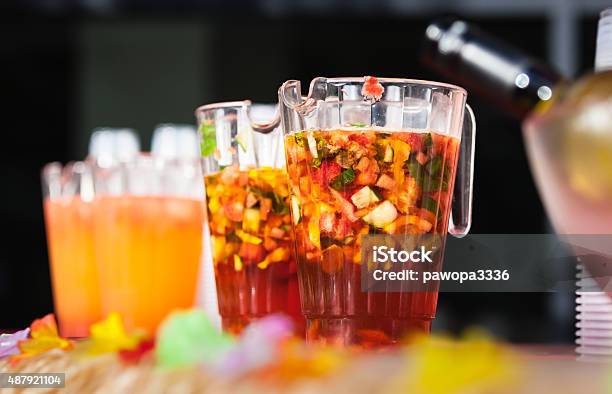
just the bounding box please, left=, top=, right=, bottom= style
left=423, top=133, right=433, bottom=151
left=294, top=133, right=306, bottom=147
left=226, top=231, right=241, bottom=243
left=405, top=155, right=425, bottom=185
left=427, top=155, right=443, bottom=176
left=250, top=187, right=289, bottom=216
left=270, top=192, right=289, bottom=215
left=236, top=132, right=247, bottom=152
left=423, top=177, right=442, bottom=192
left=422, top=196, right=438, bottom=215
left=199, top=122, right=217, bottom=157
left=330, top=168, right=355, bottom=190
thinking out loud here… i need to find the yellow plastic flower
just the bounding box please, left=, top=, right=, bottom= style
left=394, top=331, right=520, bottom=394
left=84, top=313, right=140, bottom=355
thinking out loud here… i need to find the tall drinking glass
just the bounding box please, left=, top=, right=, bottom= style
left=42, top=161, right=100, bottom=338
left=92, top=155, right=205, bottom=334
left=196, top=101, right=303, bottom=335
left=279, top=77, right=475, bottom=346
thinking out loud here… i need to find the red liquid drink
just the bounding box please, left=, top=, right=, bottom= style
left=205, top=166, right=304, bottom=335
left=285, top=129, right=459, bottom=346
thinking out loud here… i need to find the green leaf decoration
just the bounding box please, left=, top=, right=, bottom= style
left=199, top=122, right=217, bottom=157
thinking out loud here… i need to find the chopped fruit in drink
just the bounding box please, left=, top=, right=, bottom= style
left=307, top=133, right=318, bottom=158
left=376, top=174, right=396, bottom=190
left=348, top=132, right=375, bottom=146
left=233, top=255, right=243, bottom=271
left=362, top=201, right=398, bottom=228
left=319, top=211, right=335, bottom=234
left=239, top=242, right=265, bottom=264
left=212, top=235, right=226, bottom=262
left=329, top=189, right=358, bottom=222
left=383, top=145, right=394, bottom=162
left=308, top=216, right=321, bottom=249
left=245, top=192, right=258, bottom=208
left=354, top=208, right=370, bottom=218
left=260, top=198, right=272, bottom=220
left=333, top=215, right=353, bottom=240
left=355, top=157, right=380, bottom=186
left=257, top=247, right=290, bottom=270
left=416, top=151, right=428, bottom=165
left=243, top=209, right=261, bottom=233
left=235, top=229, right=262, bottom=245
left=224, top=201, right=244, bottom=222
left=314, top=161, right=342, bottom=185
left=299, top=176, right=311, bottom=194
left=268, top=247, right=290, bottom=263
left=263, top=236, right=278, bottom=251
left=269, top=227, right=285, bottom=239
left=208, top=196, right=221, bottom=214
left=384, top=215, right=433, bottom=234
left=351, top=186, right=380, bottom=209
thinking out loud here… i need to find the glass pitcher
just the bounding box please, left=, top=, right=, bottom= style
left=279, top=76, right=475, bottom=346
left=195, top=100, right=303, bottom=335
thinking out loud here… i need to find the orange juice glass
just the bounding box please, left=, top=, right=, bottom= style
left=42, top=162, right=101, bottom=338
left=93, top=156, right=205, bottom=334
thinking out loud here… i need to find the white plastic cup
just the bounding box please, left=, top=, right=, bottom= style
left=595, top=8, right=612, bottom=71
left=88, top=127, right=140, bottom=167
left=151, top=124, right=200, bottom=160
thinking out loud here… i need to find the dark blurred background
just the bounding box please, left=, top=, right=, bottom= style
left=0, top=0, right=606, bottom=342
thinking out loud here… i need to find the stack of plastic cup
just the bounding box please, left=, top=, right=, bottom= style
left=576, top=264, right=612, bottom=360
left=595, top=8, right=612, bottom=72
left=151, top=124, right=200, bottom=160
left=575, top=8, right=612, bottom=361
left=151, top=123, right=221, bottom=328
left=88, top=127, right=140, bottom=167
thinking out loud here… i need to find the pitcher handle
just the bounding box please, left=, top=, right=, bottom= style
left=250, top=105, right=281, bottom=134
left=448, top=103, right=476, bottom=238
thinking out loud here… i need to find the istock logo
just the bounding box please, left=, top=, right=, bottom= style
left=372, top=245, right=434, bottom=264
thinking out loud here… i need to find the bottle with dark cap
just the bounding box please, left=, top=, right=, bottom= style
left=421, top=18, right=565, bottom=119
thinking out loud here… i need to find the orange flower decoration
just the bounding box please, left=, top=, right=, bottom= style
left=10, top=314, right=72, bottom=365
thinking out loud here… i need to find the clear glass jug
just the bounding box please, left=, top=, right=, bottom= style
left=195, top=100, right=303, bottom=335
left=278, top=76, right=475, bottom=346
